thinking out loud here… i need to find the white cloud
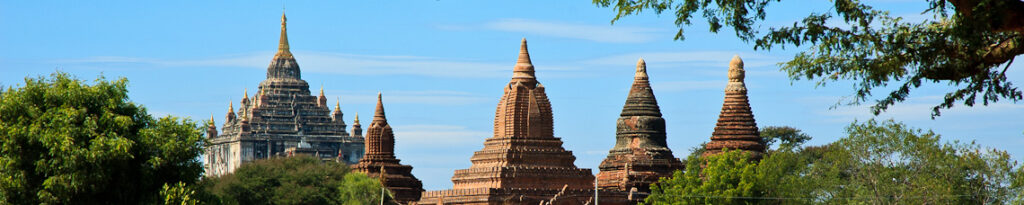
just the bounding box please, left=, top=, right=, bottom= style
left=326, top=90, right=490, bottom=105
left=392, top=124, right=489, bottom=146
left=814, top=95, right=1024, bottom=122
left=654, top=80, right=724, bottom=92
left=56, top=52, right=513, bottom=78
left=482, top=19, right=664, bottom=43
left=582, top=51, right=781, bottom=68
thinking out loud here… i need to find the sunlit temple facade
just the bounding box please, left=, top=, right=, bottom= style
left=203, top=13, right=364, bottom=177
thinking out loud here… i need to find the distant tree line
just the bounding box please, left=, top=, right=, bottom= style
left=647, top=122, right=1024, bottom=204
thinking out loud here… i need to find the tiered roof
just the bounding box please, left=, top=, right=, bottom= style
left=703, top=55, right=766, bottom=158
left=352, top=93, right=423, bottom=204
left=596, top=58, right=683, bottom=197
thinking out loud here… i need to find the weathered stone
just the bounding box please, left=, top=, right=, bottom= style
left=352, top=93, right=424, bottom=204
left=420, top=39, right=629, bottom=205
left=595, top=58, right=684, bottom=202
left=703, top=55, right=766, bottom=159
left=203, top=12, right=364, bottom=177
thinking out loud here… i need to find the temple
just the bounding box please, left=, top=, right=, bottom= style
left=595, top=58, right=684, bottom=202
left=204, top=12, right=364, bottom=176
left=352, top=93, right=424, bottom=204
left=703, top=55, right=766, bottom=159
left=420, top=39, right=629, bottom=204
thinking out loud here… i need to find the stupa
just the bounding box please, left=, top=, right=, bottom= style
left=703, top=55, right=766, bottom=159
left=352, top=93, right=424, bottom=204
left=595, top=58, right=684, bottom=202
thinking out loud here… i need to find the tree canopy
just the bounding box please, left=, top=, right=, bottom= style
left=203, top=156, right=396, bottom=205
left=594, top=0, right=1024, bottom=117
left=646, top=119, right=1024, bottom=204
left=0, top=72, right=207, bottom=204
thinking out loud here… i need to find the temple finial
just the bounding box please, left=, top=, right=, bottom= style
left=228, top=101, right=234, bottom=111
left=243, top=88, right=249, bottom=99
left=635, top=58, right=648, bottom=80
left=729, top=55, right=744, bottom=82
left=374, top=92, right=386, bottom=121
left=209, top=114, right=216, bottom=125
left=512, top=38, right=536, bottom=81
left=354, top=112, right=360, bottom=124
left=319, top=84, right=325, bottom=97
left=335, top=97, right=341, bottom=110
left=725, top=55, right=747, bottom=92
left=277, top=10, right=292, bottom=56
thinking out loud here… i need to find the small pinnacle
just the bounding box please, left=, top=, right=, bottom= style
left=635, top=58, right=648, bottom=79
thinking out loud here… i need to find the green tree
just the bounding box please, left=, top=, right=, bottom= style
left=594, top=0, right=1024, bottom=117
left=649, top=120, right=1024, bottom=204
left=647, top=150, right=762, bottom=204
left=759, top=126, right=812, bottom=151
left=0, top=72, right=207, bottom=204
left=204, top=156, right=396, bottom=205
left=805, top=119, right=1024, bottom=204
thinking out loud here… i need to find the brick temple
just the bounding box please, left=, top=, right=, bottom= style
left=419, top=39, right=630, bottom=205
left=595, top=58, right=684, bottom=202
left=352, top=93, right=424, bottom=204
left=703, top=55, right=766, bottom=159
left=204, top=12, right=364, bottom=176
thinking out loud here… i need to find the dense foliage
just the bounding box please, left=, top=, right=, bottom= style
left=594, top=0, right=1024, bottom=117
left=0, top=72, right=207, bottom=204
left=203, top=156, right=396, bottom=205
left=647, top=119, right=1024, bottom=204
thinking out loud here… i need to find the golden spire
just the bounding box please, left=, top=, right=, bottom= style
left=319, top=84, right=325, bottom=97
left=334, top=97, right=341, bottom=110
left=228, top=101, right=234, bottom=112
left=243, top=88, right=249, bottom=100
left=512, top=38, right=536, bottom=82
left=635, top=58, right=648, bottom=80
left=354, top=112, right=360, bottom=124
left=209, top=114, right=216, bottom=126
left=276, top=11, right=292, bottom=57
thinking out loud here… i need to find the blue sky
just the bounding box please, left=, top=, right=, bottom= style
left=2, top=1, right=1022, bottom=190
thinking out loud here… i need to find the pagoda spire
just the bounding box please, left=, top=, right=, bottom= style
left=619, top=58, right=661, bottom=117
left=351, top=112, right=362, bottom=138
left=374, top=92, right=386, bottom=122
left=595, top=58, right=681, bottom=196
left=226, top=101, right=236, bottom=122
left=703, top=55, right=765, bottom=159
left=265, top=10, right=301, bottom=79
left=511, top=38, right=537, bottom=86
left=277, top=11, right=291, bottom=57
left=353, top=92, right=423, bottom=204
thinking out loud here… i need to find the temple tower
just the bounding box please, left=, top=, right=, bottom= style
left=203, top=12, right=364, bottom=176
left=703, top=55, right=766, bottom=158
left=352, top=93, right=424, bottom=204
left=420, top=39, right=627, bottom=205
left=596, top=58, right=683, bottom=200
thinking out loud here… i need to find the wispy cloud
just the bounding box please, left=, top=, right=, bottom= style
left=56, top=52, right=512, bottom=78
left=654, top=80, right=724, bottom=92
left=393, top=124, right=489, bottom=146
left=479, top=19, right=664, bottom=43
left=329, top=90, right=491, bottom=105
left=583, top=51, right=781, bottom=68
left=812, top=96, right=1024, bottom=122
